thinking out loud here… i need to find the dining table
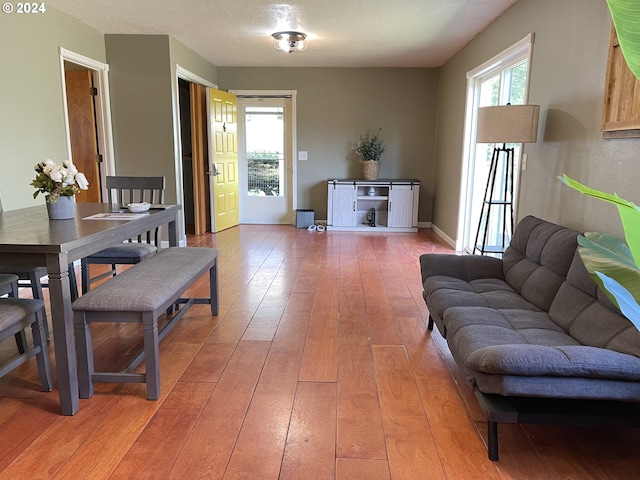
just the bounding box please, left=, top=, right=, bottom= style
left=0, top=202, right=180, bottom=415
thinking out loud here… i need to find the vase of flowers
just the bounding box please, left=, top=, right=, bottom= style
left=354, top=128, right=385, bottom=180
left=31, top=159, right=89, bottom=219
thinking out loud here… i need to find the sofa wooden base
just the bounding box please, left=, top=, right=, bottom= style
left=475, top=391, right=640, bottom=461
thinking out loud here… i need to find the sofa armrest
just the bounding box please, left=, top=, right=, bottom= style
left=419, top=253, right=504, bottom=283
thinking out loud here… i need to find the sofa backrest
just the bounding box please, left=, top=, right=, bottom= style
left=549, top=251, right=640, bottom=358
left=502, top=216, right=579, bottom=311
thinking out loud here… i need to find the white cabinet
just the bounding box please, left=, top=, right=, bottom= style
left=388, top=184, right=419, bottom=228
left=327, top=179, right=420, bottom=232
left=328, top=183, right=357, bottom=226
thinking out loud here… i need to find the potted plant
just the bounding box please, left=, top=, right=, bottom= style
left=31, top=158, right=89, bottom=219
left=354, top=128, right=385, bottom=180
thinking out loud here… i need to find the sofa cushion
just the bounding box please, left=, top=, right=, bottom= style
left=423, top=277, right=540, bottom=320
left=420, top=252, right=540, bottom=337
left=502, top=216, right=579, bottom=311
left=444, top=306, right=640, bottom=382
left=550, top=251, right=640, bottom=359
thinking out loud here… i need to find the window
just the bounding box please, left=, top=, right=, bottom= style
left=458, top=34, right=534, bottom=254
left=244, top=106, right=285, bottom=197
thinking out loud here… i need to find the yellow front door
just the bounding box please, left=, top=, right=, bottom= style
left=209, top=89, right=239, bottom=232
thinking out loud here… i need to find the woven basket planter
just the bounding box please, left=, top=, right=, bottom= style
left=361, top=161, right=380, bottom=180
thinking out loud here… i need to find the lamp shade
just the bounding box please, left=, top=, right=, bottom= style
left=476, top=104, right=540, bottom=143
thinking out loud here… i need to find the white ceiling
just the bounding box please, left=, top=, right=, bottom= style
left=47, top=0, right=518, bottom=68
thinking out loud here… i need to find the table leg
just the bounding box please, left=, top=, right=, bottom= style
left=46, top=254, right=79, bottom=415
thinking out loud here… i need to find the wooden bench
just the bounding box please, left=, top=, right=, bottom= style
left=72, top=247, right=219, bottom=400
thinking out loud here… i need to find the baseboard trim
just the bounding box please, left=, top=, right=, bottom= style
left=431, top=223, right=456, bottom=249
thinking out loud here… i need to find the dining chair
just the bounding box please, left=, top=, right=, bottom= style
left=0, top=297, right=52, bottom=392
left=0, top=274, right=18, bottom=297
left=80, top=176, right=165, bottom=294
left=0, top=273, right=27, bottom=353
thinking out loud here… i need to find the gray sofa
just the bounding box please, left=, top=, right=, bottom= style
left=420, top=215, right=640, bottom=460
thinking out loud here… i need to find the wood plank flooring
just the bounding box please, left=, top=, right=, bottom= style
left=1, top=225, right=640, bottom=479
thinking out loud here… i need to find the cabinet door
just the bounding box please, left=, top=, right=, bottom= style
left=388, top=185, right=416, bottom=228
left=330, top=183, right=357, bottom=226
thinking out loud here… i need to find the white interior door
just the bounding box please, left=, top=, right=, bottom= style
left=237, top=97, right=293, bottom=224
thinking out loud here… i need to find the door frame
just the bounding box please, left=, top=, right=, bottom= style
left=175, top=66, right=217, bottom=237
left=59, top=48, right=115, bottom=201
left=230, top=90, right=298, bottom=224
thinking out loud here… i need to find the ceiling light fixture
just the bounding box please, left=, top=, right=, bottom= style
left=272, top=31, right=307, bottom=53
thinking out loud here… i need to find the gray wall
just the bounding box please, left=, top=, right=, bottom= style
left=106, top=35, right=174, bottom=179
left=105, top=34, right=217, bottom=241
left=217, top=68, right=438, bottom=221
left=434, top=0, right=634, bottom=241
left=0, top=9, right=105, bottom=210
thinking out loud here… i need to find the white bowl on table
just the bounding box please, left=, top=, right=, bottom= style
left=127, top=202, right=150, bottom=213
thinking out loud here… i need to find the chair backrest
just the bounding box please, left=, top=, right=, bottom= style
left=106, top=176, right=165, bottom=206
left=106, top=176, right=166, bottom=245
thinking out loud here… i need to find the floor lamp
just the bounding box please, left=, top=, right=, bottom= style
left=473, top=104, right=539, bottom=256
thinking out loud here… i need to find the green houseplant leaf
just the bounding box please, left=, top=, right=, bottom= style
left=596, top=272, right=640, bottom=331
left=559, top=174, right=640, bottom=266
left=577, top=233, right=640, bottom=306
left=606, top=0, right=640, bottom=80
left=559, top=174, right=640, bottom=332
left=354, top=128, right=385, bottom=161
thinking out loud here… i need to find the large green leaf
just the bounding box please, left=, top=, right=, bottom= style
left=597, top=272, right=640, bottom=331
left=558, top=174, right=640, bottom=265
left=577, top=233, right=640, bottom=306
left=607, top=0, right=640, bottom=81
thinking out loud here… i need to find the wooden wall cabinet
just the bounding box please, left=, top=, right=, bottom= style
left=602, top=24, right=640, bottom=138
left=327, top=179, right=420, bottom=232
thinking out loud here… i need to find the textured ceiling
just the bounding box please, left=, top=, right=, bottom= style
left=47, top=0, right=518, bottom=67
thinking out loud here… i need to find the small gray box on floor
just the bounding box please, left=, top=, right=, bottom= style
left=296, top=209, right=314, bottom=228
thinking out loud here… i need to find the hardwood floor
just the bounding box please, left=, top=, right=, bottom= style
left=1, top=225, right=639, bottom=479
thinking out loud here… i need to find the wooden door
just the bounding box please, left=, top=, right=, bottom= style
left=65, top=69, right=100, bottom=203
left=209, top=89, right=239, bottom=232
left=190, top=83, right=210, bottom=233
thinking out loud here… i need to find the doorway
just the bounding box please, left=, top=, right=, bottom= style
left=457, top=35, right=534, bottom=253
left=178, top=78, right=211, bottom=234
left=59, top=49, right=114, bottom=202
left=234, top=93, right=296, bottom=224
left=176, top=68, right=217, bottom=235
left=64, top=63, right=100, bottom=202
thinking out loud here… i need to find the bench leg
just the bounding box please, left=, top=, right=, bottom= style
left=143, top=313, right=160, bottom=400
left=209, top=261, right=219, bottom=316
left=74, top=312, right=95, bottom=399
